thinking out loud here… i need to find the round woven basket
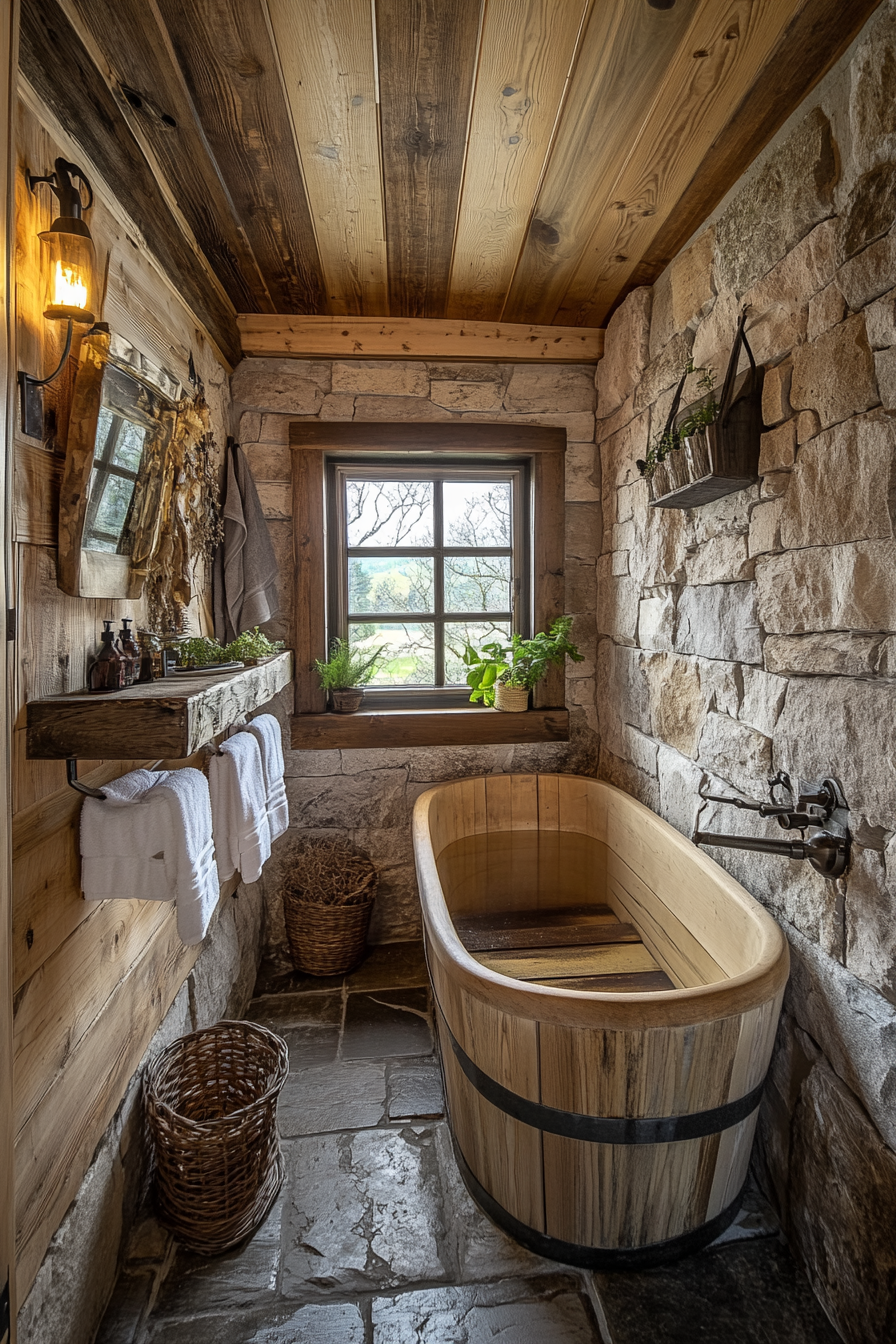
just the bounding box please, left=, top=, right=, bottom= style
left=282, top=837, right=378, bottom=976
left=495, top=683, right=529, bottom=712
left=145, top=1020, right=289, bottom=1255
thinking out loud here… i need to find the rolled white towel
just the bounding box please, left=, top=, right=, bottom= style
left=208, top=732, right=271, bottom=885
left=81, top=769, right=173, bottom=902
left=245, top=712, right=289, bottom=843
left=152, top=767, right=219, bottom=945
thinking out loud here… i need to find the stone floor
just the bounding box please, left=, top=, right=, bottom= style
left=95, top=943, right=842, bottom=1344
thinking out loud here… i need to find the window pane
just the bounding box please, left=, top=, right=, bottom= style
left=444, top=555, right=511, bottom=613
left=346, top=479, right=433, bottom=547
left=112, top=418, right=149, bottom=472
left=86, top=473, right=137, bottom=553
left=350, top=622, right=435, bottom=685
left=444, top=620, right=511, bottom=686
left=349, top=556, right=434, bottom=614
left=443, top=480, right=511, bottom=547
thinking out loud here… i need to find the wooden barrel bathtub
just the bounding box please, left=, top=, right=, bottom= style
left=412, top=773, right=789, bottom=1269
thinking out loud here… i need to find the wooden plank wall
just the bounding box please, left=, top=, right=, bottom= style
left=10, top=94, right=233, bottom=1302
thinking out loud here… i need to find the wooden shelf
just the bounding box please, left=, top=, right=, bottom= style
left=26, top=653, right=293, bottom=760
left=291, top=706, right=569, bottom=750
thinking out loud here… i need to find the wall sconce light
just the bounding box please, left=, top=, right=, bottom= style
left=19, top=157, right=98, bottom=437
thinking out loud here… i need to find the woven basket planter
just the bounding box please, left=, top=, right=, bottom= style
left=495, top=683, right=529, bottom=712
left=145, top=1020, right=289, bottom=1255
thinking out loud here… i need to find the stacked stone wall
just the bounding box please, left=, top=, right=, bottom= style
left=230, top=358, right=601, bottom=953
left=595, top=7, right=896, bottom=1341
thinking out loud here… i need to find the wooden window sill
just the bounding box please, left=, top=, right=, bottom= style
left=290, top=706, right=569, bottom=750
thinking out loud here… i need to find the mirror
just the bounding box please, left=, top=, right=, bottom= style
left=58, top=329, right=181, bottom=598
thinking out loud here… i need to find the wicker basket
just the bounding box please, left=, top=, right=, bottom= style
left=282, top=837, right=377, bottom=975
left=495, top=683, right=529, bottom=712
left=145, top=1020, right=289, bottom=1255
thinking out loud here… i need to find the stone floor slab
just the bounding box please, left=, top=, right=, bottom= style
left=342, top=988, right=432, bottom=1059
left=280, top=1126, right=451, bottom=1297
left=277, top=1061, right=387, bottom=1136
left=371, top=1277, right=601, bottom=1343
left=151, top=1194, right=282, bottom=1318
left=591, top=1237, right=842, bottom=1344
left=143, top=1301, right=366, bottom=1344
left=345, top=942, right=429, bottom=992
left=386, top=1057, right=444, bottom=1119
left=249, top=990, right=344, bottom=1066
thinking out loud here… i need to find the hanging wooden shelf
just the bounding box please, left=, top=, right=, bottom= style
left=26, top=652, right=293, bottom=760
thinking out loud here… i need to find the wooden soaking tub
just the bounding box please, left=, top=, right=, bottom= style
left=412, top=773, right=789, bottom=1269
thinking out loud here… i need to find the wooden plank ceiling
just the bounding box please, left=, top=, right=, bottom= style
left=20, top=0, right=881, bottom=362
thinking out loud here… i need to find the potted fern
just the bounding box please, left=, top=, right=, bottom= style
left=462, top=616, right=583, bottom=712
left=314, top=637, right=385, bottom=713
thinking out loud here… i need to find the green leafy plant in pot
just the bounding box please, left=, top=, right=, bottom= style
left=314, top=637, right=385, bottom=713
left=676, top=363, right=719, bottom=482
left=462, top=616, right=583, bottom=712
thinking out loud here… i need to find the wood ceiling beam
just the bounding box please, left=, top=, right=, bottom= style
left=556, top=0, right=816, bottom=326
left=501, top=0, right=697, bottom=326
left=445, top=0, right=589, bottom=323
left=266, top=0, right=387, bottom=318
left=627, top=0, right=886, bottom=304
left=375, top=0, right=484, bottom=318
left=19, top=0, right=242, bottom=366
left=237, top=314, right=604, bottom=363
left=155, top=0, right=327, bottom=317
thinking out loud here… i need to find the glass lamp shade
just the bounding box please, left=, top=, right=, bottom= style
left=39, top=222, right=97, bottom=323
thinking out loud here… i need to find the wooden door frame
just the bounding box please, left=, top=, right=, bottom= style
left=1, top=1, right=18, bottom=1339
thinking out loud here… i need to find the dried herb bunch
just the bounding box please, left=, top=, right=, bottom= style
left=138, top=394, right=223, bottom=631
left=283, top=837, right=377, bottom=908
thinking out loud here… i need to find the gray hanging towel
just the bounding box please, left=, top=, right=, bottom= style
left=213, top=438, right=281, bottom=644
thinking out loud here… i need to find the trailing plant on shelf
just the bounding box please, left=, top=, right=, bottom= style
left=462, top=616, right=583, bottom=711
left=677, top=363, right=719, bottom=439
left=315, top=637, right=386, bottom=712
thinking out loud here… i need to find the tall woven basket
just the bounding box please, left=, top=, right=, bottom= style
left=282, top=837, right=377, bottom=976
left=145, top=1020, right=289, bottom=1255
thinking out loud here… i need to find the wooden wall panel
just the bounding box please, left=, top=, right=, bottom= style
left=267, top=0, right=387, bottom=317
left=446, top=0, right=587, bottom=321
left=155, top=0, right=326, bottom=318
left=10, top=93, right=235, bottom=1307
left=375, top=0, right=483, bottom=318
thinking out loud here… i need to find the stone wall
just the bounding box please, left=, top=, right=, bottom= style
left=16, top=882, right=265, bottom=1344
left=230, top=358, right=600, bottom=955
left=594, top=7, right=896, bottom=1342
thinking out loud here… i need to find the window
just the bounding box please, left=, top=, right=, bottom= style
left=328, top=460, right=528, bottom=706
left=290, top=422, right=568, bottom=748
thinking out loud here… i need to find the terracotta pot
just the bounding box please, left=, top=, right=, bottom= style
left=494, top=683, right=529, bottom=712
left=331, top=688, right=364, bottom=713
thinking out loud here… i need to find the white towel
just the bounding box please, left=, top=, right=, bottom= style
left=245, top=713, right=289, bottom=843
left=208, top=733, right=271, bottom=884
left=151, top=767, right=219, bottom=945
left=81, top=769, right=173, bottom=902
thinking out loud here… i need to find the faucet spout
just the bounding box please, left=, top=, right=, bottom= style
left=694, top=828, right=848, bottom=879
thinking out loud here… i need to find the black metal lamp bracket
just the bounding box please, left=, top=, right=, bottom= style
left=18, top=316, right=73, bottom=437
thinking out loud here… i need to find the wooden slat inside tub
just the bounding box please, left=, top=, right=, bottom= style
left=475, top=943, right=660, bottom=981
left=533, top=970, right=675, bottom=993
left=455, top=904, right=625, bottom=952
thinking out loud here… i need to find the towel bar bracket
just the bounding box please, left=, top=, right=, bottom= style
left=66, top=758, right=107, bottom=800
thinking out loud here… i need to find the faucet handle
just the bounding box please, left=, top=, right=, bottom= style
left=700, top=790, right=799, bottom=819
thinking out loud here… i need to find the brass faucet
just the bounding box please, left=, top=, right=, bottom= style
left=694, top=772, right=850, bottom=879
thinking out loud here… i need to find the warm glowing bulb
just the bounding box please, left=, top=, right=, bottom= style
left=53, top=260, right=88, bottom=311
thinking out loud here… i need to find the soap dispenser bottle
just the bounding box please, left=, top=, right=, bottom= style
left=89, top=621, right=126, bottom=693
left=118, top=617, right=139, bottom=687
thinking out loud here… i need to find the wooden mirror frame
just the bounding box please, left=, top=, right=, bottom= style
left=57, top=329, right=181, bottom=598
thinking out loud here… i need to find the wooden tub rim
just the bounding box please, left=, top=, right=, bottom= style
left=413, top=775, right=790, bottom=1033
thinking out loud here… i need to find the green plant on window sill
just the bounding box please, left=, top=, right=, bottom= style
left=315, top=638, right=386, bottom=692
left=462, top=616, right=583, bottom=709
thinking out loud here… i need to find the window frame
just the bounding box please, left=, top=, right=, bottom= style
left=327, top=456, right=529, bottom=707
left=290, top=421, right=568, bottom=746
